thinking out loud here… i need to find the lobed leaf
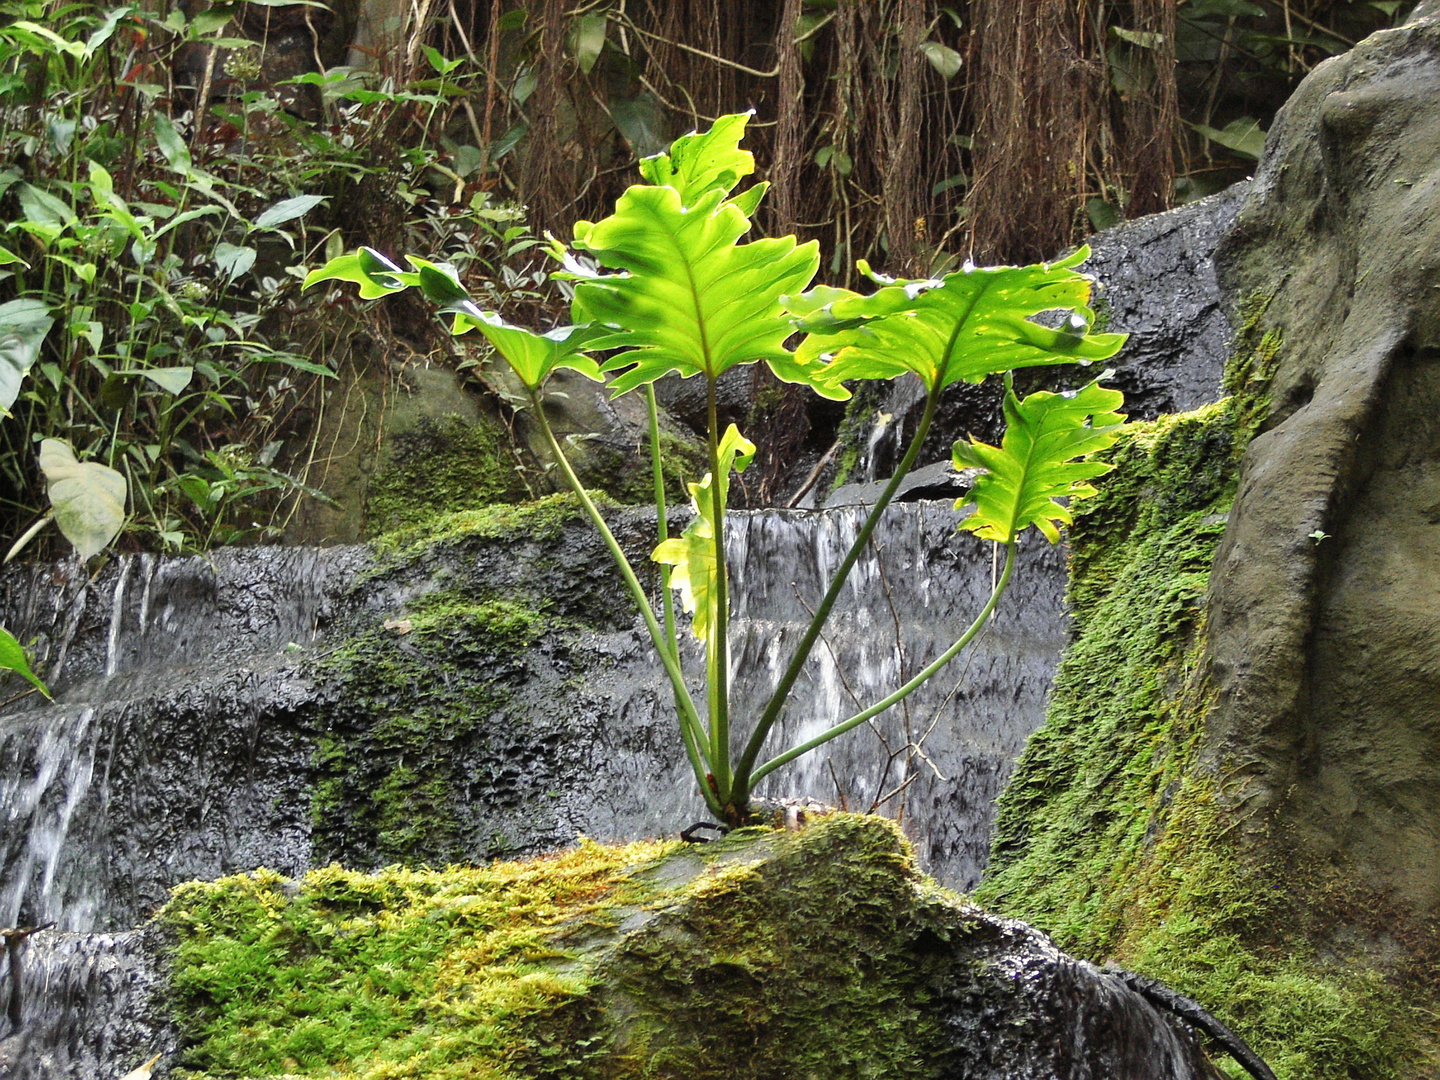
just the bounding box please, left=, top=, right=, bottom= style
left=454, top=312, right=605, bottom=390
left=635, top=112, right=755, bottom=207
left=788, top=247, right=1127, bottom=395
left=652, top=425, right=755, bottom=643
left=564, top=184, right=834, bottom=398
left=953, top=376, right=1126, bottom=544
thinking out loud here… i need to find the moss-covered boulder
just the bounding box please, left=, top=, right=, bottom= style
left=978, top=17, right=1440, bottom=1075
left=161, top=815, right=1224, bottom=1080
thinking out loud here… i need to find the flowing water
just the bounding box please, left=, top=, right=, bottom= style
left=0, top=502, right=1070, bottom=1076
left=725, top=505, right=1067, bottom=879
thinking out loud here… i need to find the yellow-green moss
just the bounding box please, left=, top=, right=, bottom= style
left=976, top=308, right=1435, bottom=1078
left=162, top=839, right=679, bottom=1080
left=162, top=816, right=967, bottom=1080
left=369, top=492, right=600, bottom=562
left=366, top=415, right=533, bottom=537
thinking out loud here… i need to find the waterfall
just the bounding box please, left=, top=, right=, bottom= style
left=0, top=707, right=104, bottom=933
left=0, top=502, right=1069, bottom=1076
left=726, top=504, right=1067, bottom=885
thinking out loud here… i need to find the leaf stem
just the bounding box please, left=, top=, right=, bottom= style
left=705, top=374, right=733, bottom=808
left=749, top=541, right=1016, bottom=785
left=646, top=384, right=679, bottom=658
left=731, top=383, right=940, bottom=798
left=530, top=391, right=721, bottom=818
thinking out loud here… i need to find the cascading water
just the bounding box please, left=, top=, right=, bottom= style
left=0, top=501, right=1069, bottom=1077
left=726, top=503, right=1067, bottom=884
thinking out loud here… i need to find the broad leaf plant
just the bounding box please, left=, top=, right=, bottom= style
left=306, top=114, right=1127, bottom=824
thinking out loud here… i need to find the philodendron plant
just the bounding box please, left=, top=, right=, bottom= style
left=306, top=114, right=1127, bottom=825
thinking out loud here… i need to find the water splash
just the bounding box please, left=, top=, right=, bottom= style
left=0, top=929, right=175, bottom=1080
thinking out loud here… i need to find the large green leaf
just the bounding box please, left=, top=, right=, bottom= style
left=302, top=247, right=418, bottom=299
left=635, top=111, right=755, bottom=208
left=0, top=299, right=55, bottom=415
left=564, top=184, right=833, bottom=398
left=652, top=424, right=755, bottom=643
left=952, top=376, right=1126, bottom=544
left=788, top=247, right=1127, bottom=395
left=0, top=626, right=49, bottom=698
left=455, top=311, right=605, bottom=389
left=39, top=438, right=127, bottom=560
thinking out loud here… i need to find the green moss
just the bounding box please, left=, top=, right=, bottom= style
left=526, top=816, right=947, bottom=1080
left=370, top=492, right=600, bottom=562
left=823, top=382, right=891, bottom=496
left=581, top=426, right=706, bottom=507
left=307, top=593, right=550, bottom=866
left=163, top=816, right=970, bottom=1080
left=366, top=414, right=533, bottom=537
left=162, top=839, right=679, bottom=1080
left=976, top=309, right=1436, bottom=1078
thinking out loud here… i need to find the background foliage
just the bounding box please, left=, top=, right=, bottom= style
left=0, top=0, right=1416, bottom=551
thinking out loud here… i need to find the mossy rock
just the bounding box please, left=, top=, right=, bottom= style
left=161, top=815, right=1222, bottom=1080
left=978, top=318, right=1438, bottom=1078
left=366, top=414, right=533, bottom=536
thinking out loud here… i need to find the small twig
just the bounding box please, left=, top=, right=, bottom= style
left=679, top=821, right=728, bottom=843
left=190, top=34, right=222, bottom=145
left=871, top=771, right=916, bottom=811
left=786, top=439, right=840, bottom=508
left=826, top=757, right=849, bottom=812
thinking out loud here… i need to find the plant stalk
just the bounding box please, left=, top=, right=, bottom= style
left=731, top=383, right=941, bottom=797
left=704, top=374, right=733, bottom=808
left=646, top=384, right=678, bottom=656
left=749, top=541, right=1016, bottom=785
left=531, top=392, right=721, bottom=818
left=645, top=384, right=711, bottom=799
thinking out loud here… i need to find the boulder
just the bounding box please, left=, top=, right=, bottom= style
left=1206, top=9, right=1440, bottom=920
left=151, top=815, right=1227, bottom=1080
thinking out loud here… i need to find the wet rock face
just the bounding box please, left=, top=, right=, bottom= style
left=0, top=927, right=177, bottom=1080
left=0, top=502, right=1067, bottom=934
left=1207, top=13, right=1440, bottom=917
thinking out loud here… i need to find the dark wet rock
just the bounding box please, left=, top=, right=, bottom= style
left=653, top=365, right=756, bottom=436
left=823, top=459, right=975, bottom=509
left=0, top=926, right=177, bottom=1080
left=0, top=501, right=1066, bottom=938
left=1205, top=11, right=1440, bottom=920
left=1081, top=184, right=1248, bottom=418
